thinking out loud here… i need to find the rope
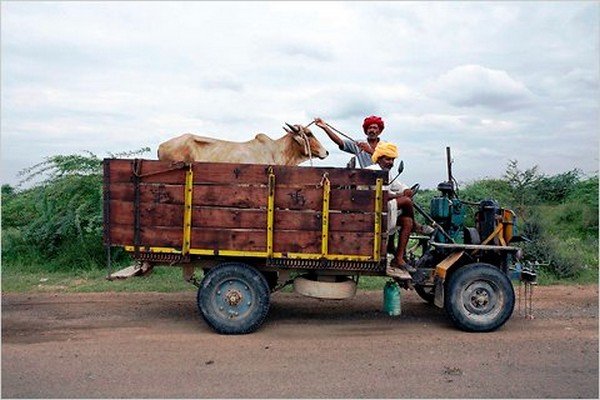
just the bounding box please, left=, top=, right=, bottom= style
left=304, top=119, right=358, bottom=143
left=325, top=122, right=359, bottom=143
left=299, top=129, right=313, bottom=166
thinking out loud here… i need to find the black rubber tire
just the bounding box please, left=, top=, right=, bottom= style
left=197, top=263, right=270, bottom=335
left=261, top=271, right=279, bottom=291
left=414, top=284, right=435, bottom=304
left=444, top=263, right=515, bottom=332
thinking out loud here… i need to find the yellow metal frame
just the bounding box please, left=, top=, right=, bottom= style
left=182, top=165, right=194, bottom=255
left=125, top=166, right=384, bottom=263
left=125, top=245, right=374, bottom=261
left=266, top=168, right=275, bottom=257
left=321, top=175, right=330, bottom=256
left=373, top=178, right=384, bottom=259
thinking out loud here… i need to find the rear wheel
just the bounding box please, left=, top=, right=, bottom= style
left=444, top=263, right=514, bottom=332
left=197, top=262, right=270, bottom=334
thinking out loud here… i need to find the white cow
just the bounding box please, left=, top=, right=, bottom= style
left=157, top=123, right=329, bottom=166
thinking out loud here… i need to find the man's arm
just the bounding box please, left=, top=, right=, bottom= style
left=314, top=118, right=344, bottom=148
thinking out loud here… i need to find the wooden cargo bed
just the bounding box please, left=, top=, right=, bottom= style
left=103, top=159, right=390, bottom=270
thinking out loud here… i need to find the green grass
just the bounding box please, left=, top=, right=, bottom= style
left=2, top=263, right=196, bottom=293
left=1, top=263, right=400, bottom=294
left=4, top=263, right=595, bottom=294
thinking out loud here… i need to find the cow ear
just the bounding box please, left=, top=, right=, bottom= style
left=292, top=132, right=305, bottom=146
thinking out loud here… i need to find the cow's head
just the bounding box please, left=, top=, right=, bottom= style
left=283, top=122, right=329, bottom=160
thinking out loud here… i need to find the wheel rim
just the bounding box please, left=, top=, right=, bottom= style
left=460, top=279, right=504, bottom=321
left=211, top=278, right=255, bottom=321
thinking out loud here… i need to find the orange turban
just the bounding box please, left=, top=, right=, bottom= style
left=371, top=142, right=398, bottom=163
left=362, top=115, right=384, bottom=133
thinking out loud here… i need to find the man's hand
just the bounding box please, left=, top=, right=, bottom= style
left=314, top=117, right=327, bottom=129
left=314, top=117, right=343, bottom=147
left=403, top=189, right=414, bottom=198
left=357, top=141, right=373, bottom=154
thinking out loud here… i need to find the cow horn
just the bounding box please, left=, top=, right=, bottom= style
left=282, top=126, right=292, bottom=133
left=285, top=122, right=299, bottom=133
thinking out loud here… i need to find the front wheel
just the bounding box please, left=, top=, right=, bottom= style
left=198, top=263, right=270, bottom=334
left=444, top=263, right=514, bottom=332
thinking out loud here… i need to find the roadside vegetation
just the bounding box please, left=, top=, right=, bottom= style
left=2, top=152, right=598, bottom=292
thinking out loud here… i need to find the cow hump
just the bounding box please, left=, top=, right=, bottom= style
left=254, top=133, right=273, bottom=143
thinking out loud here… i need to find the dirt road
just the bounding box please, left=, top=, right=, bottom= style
left=2, top=285, right=598, bottom=398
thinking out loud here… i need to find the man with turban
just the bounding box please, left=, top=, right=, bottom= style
left=314, top=115, right=384, bottom=168
left=367, top=142, right=432, bottom=278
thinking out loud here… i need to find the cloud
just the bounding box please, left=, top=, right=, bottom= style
left=1, top=2, right=598, bottom=189
left=427, top=64, right=535, bottom=111
left=273, top=41, right=334, bottom=62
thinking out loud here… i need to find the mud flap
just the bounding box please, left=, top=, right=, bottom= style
left=433, top=251, right=465, bottom=308
left=434, top=277, right=444, bottom=308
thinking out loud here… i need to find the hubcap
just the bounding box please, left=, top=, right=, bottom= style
left=462, top=281, right=498, bottom=315
left=225, top=289, right=243, bottom=306
left=214, top=279, right=254, bottom=320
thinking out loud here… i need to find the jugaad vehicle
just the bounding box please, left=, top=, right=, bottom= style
left=103, top=147, right=536, bottom=334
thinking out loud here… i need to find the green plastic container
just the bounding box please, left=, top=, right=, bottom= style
left=383, top=281, right=401, bottom=316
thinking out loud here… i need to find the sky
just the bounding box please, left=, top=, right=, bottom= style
left=1, top=1, right=599, bottom=189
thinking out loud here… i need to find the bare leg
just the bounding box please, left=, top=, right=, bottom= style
left=395, top=216, right=413, bottom=266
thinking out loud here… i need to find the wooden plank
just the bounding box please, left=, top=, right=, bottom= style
left=192, top=185, right=268, bottom=208
left=106, top=159, right=188, bottom=184
left=109, top=200, right=184, bottom=227
left=274, top=187, right=376, bottom=212
left=273, top=231, right=376, bottom=256
left=110, top=223, right=134, bottom=245
left=110, top=222, right=382, bottom=257
left=190, top=229, right=267, bottom=252
left=193, top=163, right=269, bottom=185
left=192, top=162, right=387, bottom=186
left=190, top=229, right=376, bottom=256
left=190, top=208, right=381, bottom=232
left=110, top=224, right=183, bottom=248
left=106, top=159, right=388, bottom=186
left=109, top=202, right=385, bottom=233
left=109, top=182, right=185, bottom=204
left=110, top=184, right=387, bottom=213
left=110, top=183, right=268, bottom=209
left=271, top=165, right=388, bottom=186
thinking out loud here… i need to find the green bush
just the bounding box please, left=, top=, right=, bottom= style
left=2, top=152, right=597, bottom=284
left=2, top=149, right=147, bottom=272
